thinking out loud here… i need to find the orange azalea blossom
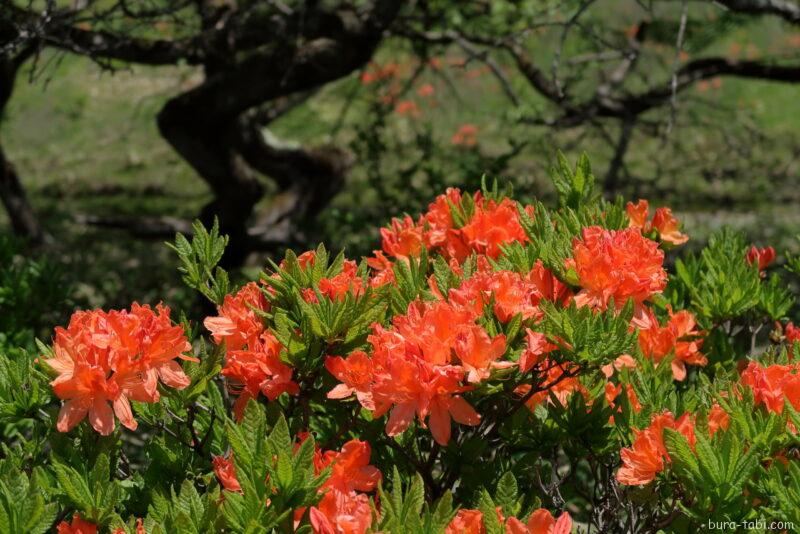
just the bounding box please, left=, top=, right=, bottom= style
left=221, top=331, right=299, bottom=420
left=740, top=361, right=800, bottom=415
left=786, top=322, right=800, bottom=345
left=454, top=324, right=512, bottom=383
left=44, top=304, right=193, bottom=436
left=746, top=245, right=776, bottom=273
left=309, top=439, right=381, bottom=534
left=381, top=215, right=425, bottom=259
left=325, top=351, right=376, bottom=408
left=528, top=260, right=573, bottom=305
left=572, top=226, right=667, bottom=311
left=365, top=251, right=396, bottom=288
left=637, top=307, right=706, bottom=381
left=505, top=509, right=573, bottom=534
left=212, top=438, right=381, bottom=534
left=516, top=359, right=587, bottom=412
left=708, top=403, right=730, bottom=437
left=326, top=297, right=501, bottom=444
left=446, top=508, right=572, bottom=534
left=459, top=197, right=528, bottom=259
left=616, top=411, right=696, bottom=486
left=204, top=282, right=269, bottom=351
left=626, top=200, right=689, bottom=246
left=601, top=354, right=637, bottom=378
left=446, top=509, right=487, bottom=534
left=379, top=190, right=529, bottom=264
left=518, top=329, right=557, bottom=374
left=421, top=188, right=469, bottom=259
left=317, top=260, right=365, bottom=302
left=394, top=100, right=421, bottom=117
left=417, top=83, right=435, bottom=98
left=57, top=514, right=98, bottom=534
left=360, top=61, right=399, bottom=84
left=212, top=454, right=242, bottom=493
left=111, top=518, right=146, bottom=534
left=315, top=439, right=382, bottom=494
left=310, top=490, right=373, bottom=534
left=605, top=381, right=642, bottom=424
left=451, top=124, right=478, bottom=146
left=447, top=268, right=545, bottom=323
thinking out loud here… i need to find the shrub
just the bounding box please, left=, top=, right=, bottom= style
left=2, top=153, right=800, bottom=533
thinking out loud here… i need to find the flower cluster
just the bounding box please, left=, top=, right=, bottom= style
left=740, top=361, right=800, bottom=415
left=616, top=406, right=730, bottom=486
left=58, top=515, right=144, bottom=534
left=445, top=507, right=572, bottom=534
left=325, top=297, right=498, bottom=445
left=626, top=200, right=689, bottom=246
left=44, top=303, right=193, bottom=435
left=213, top=438, right=381, bottom=534
left=571, top=226, right=667, bottom=311
left=204, top=282, right=299, bottom=419
left=378, top=189, right=529, bottom=263
left=636, top=307, right=706, bottom=380
left=40, top=173, right=800, bottom=533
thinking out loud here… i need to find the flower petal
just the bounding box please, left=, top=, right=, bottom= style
left=88, top=397, right=115, bottom=436
left=56, top=399, right=89, bottom=433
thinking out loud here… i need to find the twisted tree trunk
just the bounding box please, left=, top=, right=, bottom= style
left=0, top=52, right=43, bottom=244
left=157, top=0, right=401, bottom=266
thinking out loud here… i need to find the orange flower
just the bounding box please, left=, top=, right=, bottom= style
left=420, top=188, right=471, bottom=261
left=316, top=439, right=382, bottom=493
left=505, top=509, right=573, bottom=534
left=44, top=304, right=193, bottom=435
left=57, top=514, right=98, bottom=534
left=317, top=260, right=364, bottom=301
left=374, top=357, right=480, bottom=446
left=327, top=280, right=521, bottom=443
left=204, top=282, right=269, bottom=351
left=213, top=454, right=242, bottom=493
left=310, top=490, right=373, bottom=534
left=528, top=261, right=572, bottom=305
left=360, top=62, right=399, bottom=84
left=309, top=439, right=381, bottom=534
left=325, top=351, right=375, bottom=408
left=448, top=269, right=544, bottom=323
left=446, top=509, right=486, bottom=534
left=366, top=251, right=396, bottom=288
left=111, top=518, right=145, bottom=534
left=616, top=411, right=696, bottom=486
left=381, top=216, right=425, bottom=259
left=451, top=124, right=478, bottom=146
left=707, top=403, right=730, bottom=437
left=572, top=226, right=667, bottom=311
left=746, top=245, right=776, bottom=273
left=626, top=200, right=688, bottom=246
left=393, top=300, right=477, bottom=365
left=518, top=329, right=557, bottom=374
left=417, top=83, right=435, bottom=97
left=222, top=331, right=299, bottom=420
left=454, top=324, right=510, bottom=383
left=637, top=308, right=706, bottom=380
left=395, top=100, right=421, bottom=117
left=741, top=361, right=800, bottom=414
left=460, top=197, right=528, bottom=259
left=786, top=322, right=800, bottom=345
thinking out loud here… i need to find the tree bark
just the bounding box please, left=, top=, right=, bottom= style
left=157, top=0, right=402, bottom=266
left=0, top=53, right=43, bottom=244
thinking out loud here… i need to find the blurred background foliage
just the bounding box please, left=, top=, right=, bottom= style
left=1, top=0, right=799, bottom=326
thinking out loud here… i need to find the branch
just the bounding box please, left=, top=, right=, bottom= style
left=715, top=0, right=800, bottom=25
